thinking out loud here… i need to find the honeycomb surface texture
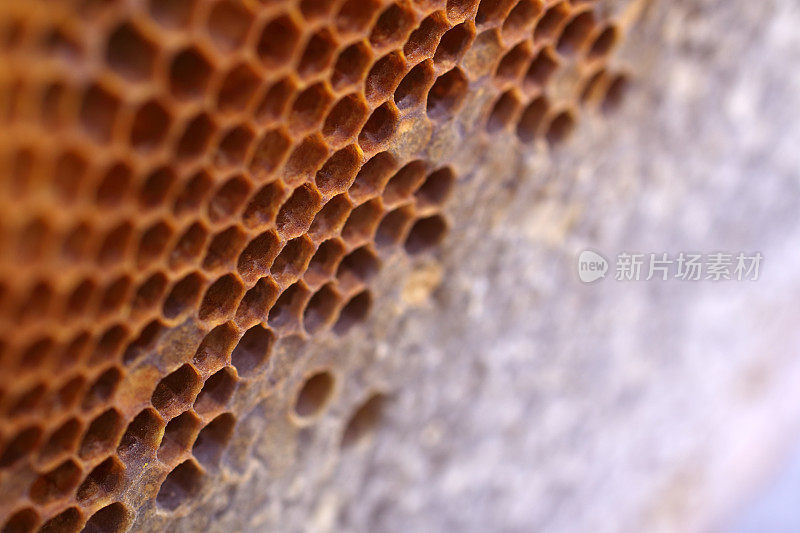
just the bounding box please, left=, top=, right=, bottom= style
left=0, top=0, right=641, bottom=531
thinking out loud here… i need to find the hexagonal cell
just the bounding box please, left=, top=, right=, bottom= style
left=375, top=205, right=415, bottom=248
left=172, top=171, right=211, bottom=217
left=524, top=46, right=559, bottom=90
left=557, top=10, right=595, bottom=55
left=257, top=14, right=300, bottom=68
left=139, top=165, right=176, bottom=210
left=39, top=418, right=83, bottom=464
left=502, top=0, right=543, bottom=40
left=242, top=182, right=286, bottom=229
left=61, top=221, right=92, bottom=262
left=51, top=149, right=88, bottom=203
left=206, top=0, right=253, bottom=52
left=331, top=42, right=371, bottom=91
left=175, top=113, right=216, bottom=162
left=96, top=221, right=133, bottom=267
left=123, top=319, right=166, bottom=365
left=215, top=125, right=254, bottom=167
left=237, top=231, right=281, bottom=284
left=163, top=272, right=206, bottom=319
left=40, top=80, right=69, bottom=129
left=16, top=281, right=53, bottom=324
left=17, top=337, right=54, bottom=371
left=516, top=95, right=549, bottom=142
left=427, top=68, right=468, bottom=120
left=235, top=278, right=280, bottom=327
left=6, top=381, right=46, bottom=417
left=342, top=198, right=383, bottom=245
left=333, top=290, right=372, bottom=334
left=323, top=94, right=369, bottom=145
left=83, top=502, right=132, bottom=533
left=29, top=459, right=81, bottom=504
left=405, top=214, right=448, bottom=254
left=169, top=47, right=213, bottom=100
left=293, top=370, right=335, bottom=420
left=63, top=278, right=95, bottom=318
left=434, top=22, right=475, bottom=68
left=404, top=12, right=449, bottom=63
left=156, top=459, right=204, bottom=511
left=289, top=83, right=333, bottom=134
left=384, top=160, right=428, bottom=205
left=416, top=167, right=455, bottom=207
left=298, top=29, right=338, bottom=78
left=217, top=62, right=262, bottom=113
left=90, top=324, right=129, bottom=365
left=54, top=375, right=87, bottom=412
left=336, top=0, right=382, bottom=35
left=0, top=426, right=42, bottom=467
left=130, top=99, right=171, bottom=151
left=305, top=239, right=346, bottom=286
left=249, top=129, right=291, bottom=180
left=95, top=161, right=132, bottom=208
left=365, top=51, right=405, bottom=104
left=486, top=89, right=522, bottom=132
left=76, top=456, right=124, bottom=504
left=315, top=146, right=361, bottom=195
left=476, top=0, right=516, bottom=26
left=38, top=507, right=82, bottom=533
left=207, top=176, right=251, bottom=224
left=79, top=409, right=124, bottom=459
left=131, top=273, right=168, bottom=316
left=57, top=332, right=92, bottom=368
left=158, top=411, right=202, bottom=463
left=309, top=194, right=352, bottom=241
left=395, top=60, right=435, bottom=110
left=79, top=82, right=120, bottom=143
left=602, top=73, right=630, bottom=113
left=105, top=21, right=156, bottom=82
left=341, top=392, right=386, bottom=447
left=268, top=282, right=310, bottom=330
left=283, top=135, right=329, bottom=185
left=337, top=246, right=379, bottom=289
left=81, top=366, right=123, bottom=412
left=192, top=412, right=236, bottom=466
left=192, top=322, right=238, bottom=373
left=198, top=274, right=244, bottom=322
left=300, top=0, right=337, bottom=20
left=276, top=184, right=323, bottom=239
left=2, top=508, right=39, bottom=533
left=303, top=283, right=341, bottom=333
left=255, top=77, right=296, bottom=125
left=169, top=223, right=209, bottom=270
left=151, top=364, right=203, bottom=419
left=194, top=367, right=237, bottom=416
left=588, top=25, right=619, bottom=61
left=349, top=151, right=396, bottom=203
left=271, top=237, right=315, bottom=286
left=358, top=102, right=398, bottom=153
left=118, top=408, right=164, bottom=462
left=534, top=1, right=570, bottom=43
left=370, top=3, right=416, bottom=50
left=545, top=109, right=576, bottom=145
left=136, top=220, right=173, bottom=268
left=149, top=0, right=196, bottom=28
left=230, top=325, right=274, bottom=376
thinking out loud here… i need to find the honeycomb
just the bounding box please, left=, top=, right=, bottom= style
left=0, top=0, right=636, bottom=530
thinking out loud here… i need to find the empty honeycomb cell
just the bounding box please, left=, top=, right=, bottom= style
left=58, top=334, right=92, bottom=368
left=176, top=113, right=217, bottom=160
left=306, top=239, right=346, bottom=286
left=83, top=502, right=132, bottom=533
left=117, top=408, right=164, bottom=462
left=486, top=90, right=522, bottom=132
left=370, top=3, right=416, bottom=50
left=192, top=412, right=235, bottom=466
left=55, top=376, right=88, bottom=412
left=17, top=281, right=52, bottom=323
left=169, top=222, right=209, bottom=270
left=358, top=103, right=398, bottom=153
left=427, top=68, right=468, bottom=120
left=79, top=82, right=120, bottom=143
left=268, top=282, right=310, bottom=330
left=0, top=426, right=42, bottom=467
left=249, top=129, right=292, bottom=180
left=341, top=199, right=383, bottom=245
left=217, top=62, right=262, bottom=113
left=17, top=219, right=51, bottom=263
left=557, top=10, right=595, bottom=55
left=130, top=99, right=172, bottom=151
left=173, top=171, right=213, bottom=218
left=341, top=392, right=386, bottom=448
left=158, top=411, right=202, bottom=464
left=331, top=43, right=372, bottom=91
left=257, top=14, right=301, bottom=69
left=333, top=290, right=372, bottom=334
left=230, top=325, right=273, bottom=376
left=336, top=0, right=381, bottom=35
left=136, top=222, right=172, bottom=269
left=122, top=319, right=166, bottom=365
left=309, top=194, right=352, bottom=241
left=193, top=322, right=238, bottom=372
left=404, top=12, right=450, bottom=63
left=545, top=109, right=576, bottom=145
left=194, top=367, right=237, bottom=416
left=206, top=0, right=254, bottom=52
left=40, top=80, right=69, bottom=129
left=384, top=160, right=428, bottom=205
left=395, top=61, right=435, bottom=110
left=149, top=0, right=196, bottom=29
left=293, top=370, right=335, bottom=421
left=337, top=246, right=379, bottom=289
left=38, top=507, right=81, bottom=533
left=208, top=176, right=252, bottom=224
left=348, top=151, right=397, bottom=203
left=76, top=456, right=124, bottom=504
left=237, top=231, right=281, bottom=283
left=375, top=205, right=415, bottom=248
left=163, top=272, right=205, bottom=319
left=271, top=237, right=315, bottom=285
left=602, top=73, right=630, bottom=113
left=276, top=185, right=323, bottom=239
left=283, top=135, right=329, bottom=185
left=434, top=22, right=475, bottom=68
left=495, top=41, right=530, bottom=82
left=169, top=47, right=213, bottom=101
left=534, top=1, right=570, bottom=43
left=303, top=284, right=341, bottom=332
left=151, top=364, right=203, bottom=419
left=298, top=30, right=338, bottom=79
left=405, top=214, right=449, bottom=254
left=300, top=0, right=338, bottom=20
left=215, top=125, right=255, bottom=168
left=588, top=25, right=619, bottom=60
left=17, top=337, right=54, bottom=371
left=524, top=46, right=559, bottom=89
left=156, top=459, right=204, bottom=511
left=131, top=273, right=168, bottom=316
left=96, top=221, right=133, bottom=267
left=315, top=146, right=361, bottom=195
left=255, top=78, right=296, bottom=125
left=139, top=166, right=176, bottom=211
left=39, top=418, right=83, bottom=464
left=7, top=382, right=46, bottom=417
left=516, top=95, right=548, bottom=142
left=2, top=507, right=39, bottom=533
left=476, top=0, right=517, bottom=26
left=322, top=95, right=369, bottom=145
left=105, top=22, right=157, bottom=82
left=199, top=274, right=244, bottom=322
left=61, top=222, right=92, bottom=263
left=79, top=408, right=124, bottom=460
left=30, top=460, right=82, bottom=504
left=289, top=83, right=334, bottom=135
left=52, top=150, right=88, bottom=203
left=82, top=367, right=122, bottom=412
left=365, top=52, right=406, bottom=104
left=235, top=278, right=280, bottom=327
left=242, top=182, right=287, bottom=229
left=95, top=162, right=132, bottom=209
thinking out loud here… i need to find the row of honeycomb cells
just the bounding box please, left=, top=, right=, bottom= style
left=0, top=0, right=634, bottom=530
